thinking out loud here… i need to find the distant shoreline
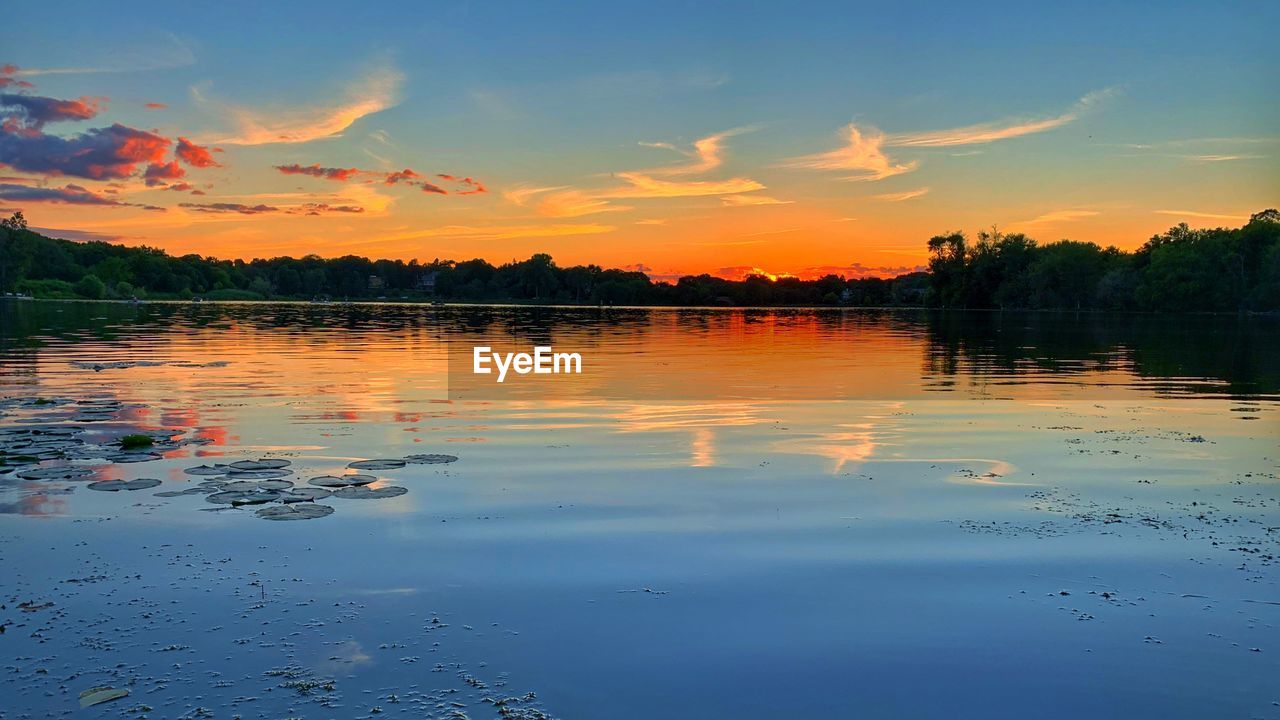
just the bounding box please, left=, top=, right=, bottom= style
left=5, top=296, right=1278, bottom=317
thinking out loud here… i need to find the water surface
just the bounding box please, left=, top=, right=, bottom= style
left=1, top=301, right=1277, bottom=718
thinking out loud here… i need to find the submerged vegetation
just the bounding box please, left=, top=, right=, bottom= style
left=2, top=209, right=1278, bottom=310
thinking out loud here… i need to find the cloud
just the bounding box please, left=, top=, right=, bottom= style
left=522, top=129, right=764, bottom=217
left=143, top=160, right=186, bottom=186
left=886, top=88, right=1119, bottom=147
left=178, top=201, right=366, bottom=215
left=721, top=194, right=792, bottom=206
left=0, top=65, right=34, bottom=90
left=1185, top=154, right=1263, bottom=163
left=0, top=122, right=170, bottom=179
left=0, top=181, right=159, bottom=209
left=504, top=185, right=567, bottom=206
left=274, top=162, right=484, bottom=196
left=1155, top=209, right=1249, bottom=221
left=782, top=124, right=916, bottom=181
left=1, top=93, right=103, bottom=129
left=377, top=223, right=616, bottom=243
left=301, top=202, right=364, bottom=214
left=197, top=64, right=403, bottom=145
left=437, top=174, right=487, bottom=195
left=1015, top=209, right=1099, bottom=225
left=638, top=127, right=751, bottom=176
left=384, top=168, right=421, bottom=184
left=533, top=189, right=629, bottom=218
left=145, top=102, right=167, bottom=110
left=179, top=201, right=278, bottom=215
left=175, top=137, right=222, bottom=168
left=874, top=187, right=929, bottom=202
left=275, top=163, right=361, bottom=181
left=608, top=172, right=763, bottom=199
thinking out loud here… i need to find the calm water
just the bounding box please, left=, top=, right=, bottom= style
left=1, top=300, right=1277, bottom=719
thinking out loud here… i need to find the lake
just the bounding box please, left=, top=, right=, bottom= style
left=1, top=300, right=1277, bottom=719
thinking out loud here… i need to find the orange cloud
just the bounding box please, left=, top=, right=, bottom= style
left=275, top=163, right=361, bottom=181
left=887, top=88, right=1118, bottom=147
left=783, top=124, right=916, bottom=181
left=721, top=194, right=792, bottom=206
left=874, top=187, right=929, bottom=202
left=521, top=130, right=765, bottom=217
left=197, top=64, right=402, bottom=145
left=175, top=137, right=222, bottom=168
left=143, top=160, right=186, bottom=187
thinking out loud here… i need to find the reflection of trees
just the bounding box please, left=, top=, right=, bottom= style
left=923, top=311, right=1280, bottom=397
left=4, top=301, right=1277, bottom=399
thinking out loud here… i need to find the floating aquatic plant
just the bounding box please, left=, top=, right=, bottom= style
left=230, top=459, right=292, bottom=470
left=206, top=490, right=284, bottom=506
left=348, top=459, right=406, bottom=470
left=87, top=478, right=161, bottom=492
left=404, top=453, right=459, bottom=464
left=308, top=474, right=377, bottom=488
left=16, top=465, right=96, bottom=481
left=184, top=464, right=232, bottom=476
left=332, top=485, right=408, bottom=499
left=255, top=503, right=334, bottom=521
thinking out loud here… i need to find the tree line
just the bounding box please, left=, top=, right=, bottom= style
left=2, top=209, right=1278, bottom=310
left=927, top=210, right=1280, bottom=312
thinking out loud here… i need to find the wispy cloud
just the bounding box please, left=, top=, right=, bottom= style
left=515, top=129, right=765, bottom=217
left=376, top=223, right=616, bottom=243
left=638, top=127, right=751, bottom=176
left=874, top=187, right=929, bottom=202
left=887, top=88, right=1119, bottom=148
left=197, top=64, right=402, bottom=145
left=1015, top=209, right=1100, bottom=225
left=782, top=125, right=916, bottom=181
left=607, top=172, right=763, bottom=199
left=1155, top=209, right=1249, bottom=221
left=1185, top=154, right=1263, bottom=163
left=720, top=194, right=792, bottom=206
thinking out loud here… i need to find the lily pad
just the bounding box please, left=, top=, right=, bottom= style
left=206, top=490, right=283, bottom=506
left=105, top=451, right=162, bottom=463
left=154, top=488, right=209, bottom=497
left=308, top=474, right=377, bottom=488
left=255, top=479, right=295, bottom=490
left=281, top=487, right=332, bottom=502
left=255, top=503, right=334, bottom=521
left=16, top=465, right=96, bottom=481
left=87, top=478, right=162, bottom=492
left=226, top=468, right=293, bottom=479
left=230, top=458, right=292, bottom=470
left=184, top=464, right=232, bottom=476
left=79, top=686, right=129, bottom=708
left=404, top=453, right=459, bottom=464
left=348, top=459, right=407, bottom=470
left=332, top=485, right=408, bottom=499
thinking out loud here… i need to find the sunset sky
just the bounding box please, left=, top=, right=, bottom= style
left=4, top=2, right=1277, bottom=280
